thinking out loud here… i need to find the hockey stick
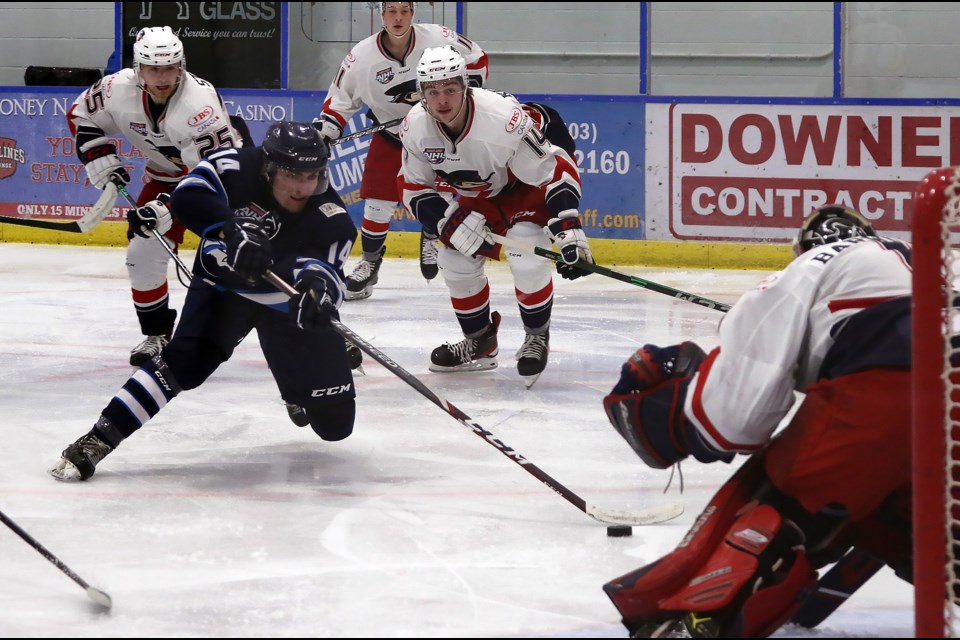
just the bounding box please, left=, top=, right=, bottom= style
left=490, top=232, right=732, bottom=313
left=322, top=118, right=404, bottom=146
left=113, top=181, right=194, bottom=284
left=0, top=182, right=117, bottom=233
left=789, top=547, right=885, bottom=628
left=263, top=269, right=684, bottom=526
left=0, top=508, right=112, bottom=609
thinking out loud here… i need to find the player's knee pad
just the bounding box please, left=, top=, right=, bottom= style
left=308, top=399, right=356, bottom=441
left=437, top=245, right=487, bottom=295
left=363, top=198, right=395, bottom=224
left=504, top=223, right=553, bottom=290
left=160, top=337, right=228, bottom=391
left=126, top=233, right=174, bottom=290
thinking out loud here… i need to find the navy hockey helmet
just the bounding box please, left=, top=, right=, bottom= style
left=262, top=121, right=330, bottom=192
left=794, top=204, right=877, bottom=255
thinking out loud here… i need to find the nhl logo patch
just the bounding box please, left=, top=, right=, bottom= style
left=375, top=67, right=395, bottom=84
left=423, top=148, right=445, bottom=164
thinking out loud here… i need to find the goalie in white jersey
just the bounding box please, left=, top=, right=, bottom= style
left=399, top=46, right=594, bottom=388
left=67, top=26, right=244, bottom=366
left=316, top=2, right=488, bottom=299
left=600, top=206, right=914, bottom=638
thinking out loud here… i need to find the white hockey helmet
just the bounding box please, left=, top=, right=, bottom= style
left=379, top=2, right=416, bottom=14
left=416, top=46, right=468, bottom=90
left=133, top=26, right=185, bottom=71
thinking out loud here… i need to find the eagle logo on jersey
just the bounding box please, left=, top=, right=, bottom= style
left=375, top=67, right=395, bottom=84
left=436, top=169, right=495, bottom=192
left=385, top=80, right=420, bottom=105
left=423, top=148, right=445, bottom=164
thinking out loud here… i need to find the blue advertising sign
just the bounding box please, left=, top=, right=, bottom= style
left=0, top=88, right=645, bottom=241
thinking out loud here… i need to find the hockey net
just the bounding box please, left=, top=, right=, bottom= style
left=913, top=166, right=960, bottom=637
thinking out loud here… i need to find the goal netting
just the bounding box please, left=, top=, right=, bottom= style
left=913, top=166, right=960, bottom=638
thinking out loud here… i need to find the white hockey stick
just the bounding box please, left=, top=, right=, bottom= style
left=0, top=182, right=117, bottom=233
left=264, top=270, right=683, bottom=526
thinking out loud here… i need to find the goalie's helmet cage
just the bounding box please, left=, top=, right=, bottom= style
left=793, top=204, right=877, bottom=255
left=261, top=121, right=330, bottom=193
left=133, top=26, right=185, bottom=72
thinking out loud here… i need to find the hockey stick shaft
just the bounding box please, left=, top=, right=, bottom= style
left=789, top=547, right=884, bottom=628
left=263, top=269, right=682, bottom=526
left=0, top=508, right=112, bottom=609
left=324, top=118, right=403, bottom=145
left=114, top=181, right=194, bottom=280
left=0, top=182, right=117, bottom=234
left=490, top=233, right=731, bottom=313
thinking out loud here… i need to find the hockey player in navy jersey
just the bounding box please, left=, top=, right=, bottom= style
left=49, top=122, right=359, bottom=482
left=600, top=205, right=914, bottom=637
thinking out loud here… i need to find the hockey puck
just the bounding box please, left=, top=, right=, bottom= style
left=606, top=525, right=633, bottom=537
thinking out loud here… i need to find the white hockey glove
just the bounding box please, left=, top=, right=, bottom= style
left=312, top=116, right=343, bottom=143
left=79, top=139, right=131, bottom=189
left=437, top=204, right=495, bottom=258
left=127, top=194, right=173, bottom=238
left=546, top=210, right=595, bottom=280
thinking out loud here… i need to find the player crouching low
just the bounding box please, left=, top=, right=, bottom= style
left=49, top=122, right=362, bottom=482
left=600, top=206, right=915, bottom=637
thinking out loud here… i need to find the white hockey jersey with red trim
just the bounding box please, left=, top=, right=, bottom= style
left=67, top=69, right=240, bottom=183
left=398, top=88, right=581, bottom=206
left=321, top=23, right=488, bottom=133
left=685, top=237, right=912, bottom=453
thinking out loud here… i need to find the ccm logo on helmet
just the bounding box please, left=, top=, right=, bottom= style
left=188, top=106, right=215, bottom=127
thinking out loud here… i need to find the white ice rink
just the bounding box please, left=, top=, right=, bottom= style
left=0, top=243, right=913, bottom=637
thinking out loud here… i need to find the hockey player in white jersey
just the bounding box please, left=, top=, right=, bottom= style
left=67, top=26, right=244, bottom=366
left=398, top=46, right=594, bottom=388
left=600, top=205, right=914, bottom=637
left=316, top=2, right=489, bottom=299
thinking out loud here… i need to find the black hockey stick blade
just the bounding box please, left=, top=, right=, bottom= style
left=263, top=269, right=683, bottom=526
left=490, top=233, right=731, bottom=313
left=0, top=509, right=112, bottom=610
left=790, top=547, right=884, bottom=628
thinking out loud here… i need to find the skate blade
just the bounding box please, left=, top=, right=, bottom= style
left=48, top=458, right=82, bottom=482
left=521, top=372, right=542, bottom=389
left=344, top=289, right=373, bottom=301
left=428, top=358, right=498, bottom=373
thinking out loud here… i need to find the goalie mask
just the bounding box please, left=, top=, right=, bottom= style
left=794, top=205, right=877, bottom=255
left=262, top=121, right=330, bottom=194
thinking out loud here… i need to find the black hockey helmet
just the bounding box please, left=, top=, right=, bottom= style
left=794, top=204, right=877, bottom=255
left=262, top=121, right=329, bottom=191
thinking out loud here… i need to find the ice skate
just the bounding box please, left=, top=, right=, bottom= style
left=129, top=332, right=170, bottom=366
left=516, top=330, right=549, bottom=388
left=429, top=311, right=501, bottom=372
left=48, top=433, right=114, bottom=482
left=419, top=230, right=439, bottom=280
left=345, top=246, right=385, bottom=300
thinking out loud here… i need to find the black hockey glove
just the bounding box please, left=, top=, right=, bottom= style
left=222, top=218, right=274, bottom=284
left=289, top=268, right=340, bottom=331
left=127, top=193, right=172, bottom=238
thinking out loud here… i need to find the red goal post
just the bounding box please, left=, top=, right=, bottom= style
left=913, top=166, right=960, bottom=637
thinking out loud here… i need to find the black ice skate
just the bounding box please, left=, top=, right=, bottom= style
left=419, top=230, right=439, bottom=280
left=286, top=403, right=309, bottom=427
left=516, top=329, right=549, bottom=388
left=430, top=311, right=501, bottom=372
left=129, top=332, right=170, bottom=366
left=48, top=433, right=114, bottom=482
left=345, top=246, right=385, bottom=301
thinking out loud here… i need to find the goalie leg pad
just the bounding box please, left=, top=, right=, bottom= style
left=603, top=455, right=767, bottom=631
